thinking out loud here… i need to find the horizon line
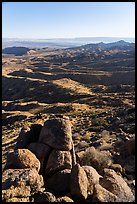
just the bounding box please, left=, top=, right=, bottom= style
left=2, top=36, right=135, bottom=40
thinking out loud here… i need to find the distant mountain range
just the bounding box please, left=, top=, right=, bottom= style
left=2, top=37, right=135, bottom=49
left=68, top=40, right=135, bottom=50
left=2, top=40, right=135, bottom=56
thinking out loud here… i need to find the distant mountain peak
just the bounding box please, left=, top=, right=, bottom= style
left=98, top=42, right=105, bottom=45
left=113, top=40, right=129, bottom=44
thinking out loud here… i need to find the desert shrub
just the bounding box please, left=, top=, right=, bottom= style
left=77, top=147, right=112, bottom=172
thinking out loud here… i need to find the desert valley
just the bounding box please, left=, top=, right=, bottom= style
left=2, top=40, right=135, bottom=202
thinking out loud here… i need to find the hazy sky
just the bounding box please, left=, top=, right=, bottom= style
left=2, top=2, right=135, bottom=39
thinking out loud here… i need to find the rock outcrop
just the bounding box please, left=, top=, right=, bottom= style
left=2, top=114, right=135, bottom=202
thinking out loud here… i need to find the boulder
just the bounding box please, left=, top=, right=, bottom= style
left=4, top=149, right=40, bottom=172
left=28, top=142, right=52, bottom=173
left=100, top=168, right=135, bottom=202
left=92, top=184, right=119, bottom=202
left=70, top=164, right=88, bottom=201
left=2, top=168, right=44, bottom=199
left=39, top=117, right=73, bottom=150
left=15, top=124, right=42, bottom=149
left=46, top=169, right=71, bottom=195
left=45, top=149, right=72, bottom=175
left=56, top=196, right=74, bottom=202
left=34, top=191, right=56, bottom=202
left=82, top=165, right=102, bottom=195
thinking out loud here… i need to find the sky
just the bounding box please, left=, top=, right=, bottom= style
left=2, top=2, right=135, bottom=39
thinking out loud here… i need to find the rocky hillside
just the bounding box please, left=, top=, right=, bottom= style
left=2, top=115, right=135, bottom=202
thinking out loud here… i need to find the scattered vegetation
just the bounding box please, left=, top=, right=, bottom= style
left=77, top=147, right=112, bottom=172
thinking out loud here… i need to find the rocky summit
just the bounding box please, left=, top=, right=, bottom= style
left=2, top=115, right=135, bottom=202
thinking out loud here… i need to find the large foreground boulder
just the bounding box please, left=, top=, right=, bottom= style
left=4, top=149, right=40, bottom=172
left=46, top=169, right=71, bottom=195
left=39, top=116, right=73, bottom=150
left=2, top=168, right=44, bottom=201
left=100, top=168, right=135, bottom=202
left=45, top=149, right=72, bottom=175
left=70, top=164, right=88, bottom=201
